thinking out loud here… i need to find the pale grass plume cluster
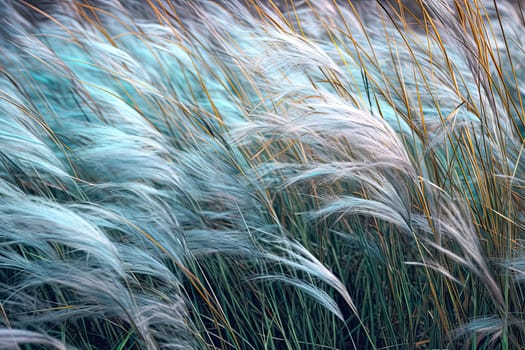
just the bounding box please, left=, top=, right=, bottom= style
left=0, top=0, right=524, bottom=349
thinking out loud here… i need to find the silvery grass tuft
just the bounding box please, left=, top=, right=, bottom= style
left=0, top=0, right=524, bottom=349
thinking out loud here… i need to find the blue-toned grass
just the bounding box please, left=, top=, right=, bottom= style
left=1, top=1, right=524, bottom=349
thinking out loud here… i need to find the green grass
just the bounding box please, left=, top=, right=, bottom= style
left=1, top=0, right=524, bottom=349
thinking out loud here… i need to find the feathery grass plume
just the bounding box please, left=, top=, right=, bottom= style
left=0, top=0, right=524, bottom=349
left=0, top=329, right=68, bottom=350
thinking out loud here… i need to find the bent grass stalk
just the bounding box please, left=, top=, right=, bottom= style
left=0, top=0, right=524, bottom=349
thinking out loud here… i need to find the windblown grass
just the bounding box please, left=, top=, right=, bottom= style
left=0, top=0, right=524, bottom=349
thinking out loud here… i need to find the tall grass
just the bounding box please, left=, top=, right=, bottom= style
left=0, top=0, right=524, bottom=348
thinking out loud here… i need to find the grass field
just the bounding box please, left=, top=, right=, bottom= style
left=1, top=0, right=525, bottom=349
